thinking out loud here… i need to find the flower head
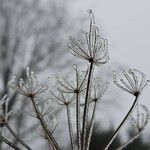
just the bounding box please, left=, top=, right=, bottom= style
left=8, top=67, right=48, bottom=97
left=0, top=95, right=13, bottom=125
left=55, top=65, right=88, bottom=94
left=24, top=95, right=54, bottom=118
left=68, top=9, right=109, bottom=66
left=51, top=92, right=75, bottom=105
left=130, top=104, right=150, bottom=131
left=90, top=78, right=109, bottom=102
left=113, top=67, right=150, bottom=96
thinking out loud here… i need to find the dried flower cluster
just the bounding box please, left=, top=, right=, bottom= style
left=8, top=67, right=48, bottom=97
left=68, top=10, right=109, bottom=66
left=113, top=67, right=150, bottom=96
left=0, top=10, right=149, bottom=150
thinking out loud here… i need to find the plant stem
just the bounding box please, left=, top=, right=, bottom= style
left=81, top=62, right=93, bottom=150
left=103, top=95, right=139, bottom=150
left=0, top=134, right=22, bottom=150
left=76, top=92, right=81, bottom=150
left=66, top=105, right=75, bottom=150
left=86, top=101, right=97, bottom=150
left=6, top=123, right=32, bottom=150
left=116, top=131, right=141, bottom=150
left=30, top=96, right=60, bottom=150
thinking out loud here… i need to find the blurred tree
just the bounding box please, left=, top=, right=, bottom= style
left=0, top=0, right=72, bottom=148
left=0, top=0, right=69, bottom=96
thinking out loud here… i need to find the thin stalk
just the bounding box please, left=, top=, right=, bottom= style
left=103, top=95, right=139, bottom=150
left=5, top=123, right=32, bottom=150
left=81, top=62, right=93, bottom=150
left=0, top=134, right=22, bottom=150
left=30, top=96, right=60, bottom=150
left=48, top=141, right=53, bottom=150
left=86, top=101, right=97, bottom=150
left=66, top=104, right=75, bottom=150
left=116, top=131, right=141, bottom=150
left=76, top=92, right=81, bottom=150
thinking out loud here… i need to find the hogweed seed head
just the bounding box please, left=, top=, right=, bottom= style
left=113, top=66, right=150, bottom=96
left=55, top=66, right=88, bottom=94
left=50, top=91, right=75, bottom=106
left=68, top=9, right=109, bottom=66
left=24, top=96, right=54, bottom=118
left=8, top=67, right=48, bottom=97
left=90, top=78, right=109, bottom=102
left=130, top=104, right=150, bottom=131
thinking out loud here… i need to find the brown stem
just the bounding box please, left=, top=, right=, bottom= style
left=6, top=123, right=32, bottom=150
left=30, top=96, right=60, bottom=150
left=81, top=62, right=93, bottom=150
left=103, top=95, right=139, bottom=150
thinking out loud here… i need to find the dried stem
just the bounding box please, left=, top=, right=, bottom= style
left=86, top=101, right=97, bottom=150
left=30, top=96, right=60, bottom=150
left=66, top=104, right=75, bottom=150
left=81, top=61, right=94, bottom=150
left=103, top=95, right=139, bottom=150
left=0, top=134, right=22, bottom=150
left=116, top=131, right=141, bottom=150
left=76, top=92, right=81, bottom=150
left=5, top=123, right=32, bottom=150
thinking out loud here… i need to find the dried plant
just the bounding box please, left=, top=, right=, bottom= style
left=0, top=10, right=149, bottom=150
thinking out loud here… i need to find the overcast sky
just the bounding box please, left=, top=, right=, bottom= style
left=71, top=0, right=150, bottom=75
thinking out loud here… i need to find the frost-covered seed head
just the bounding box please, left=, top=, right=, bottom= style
left=130, top=104, right=150, bottom=131
left=8, top=67, right=48, bottom=97
left=24, top=96, right=54, bottom=118
left=51, top=92, right=75, bottom=105
left=55, top=66, right=88, bottom=94
left=68, top=9, right=109, bottom=66
left=113, top=66, right=150, bottom=96
left=90, top=78, right=109, bottom=102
